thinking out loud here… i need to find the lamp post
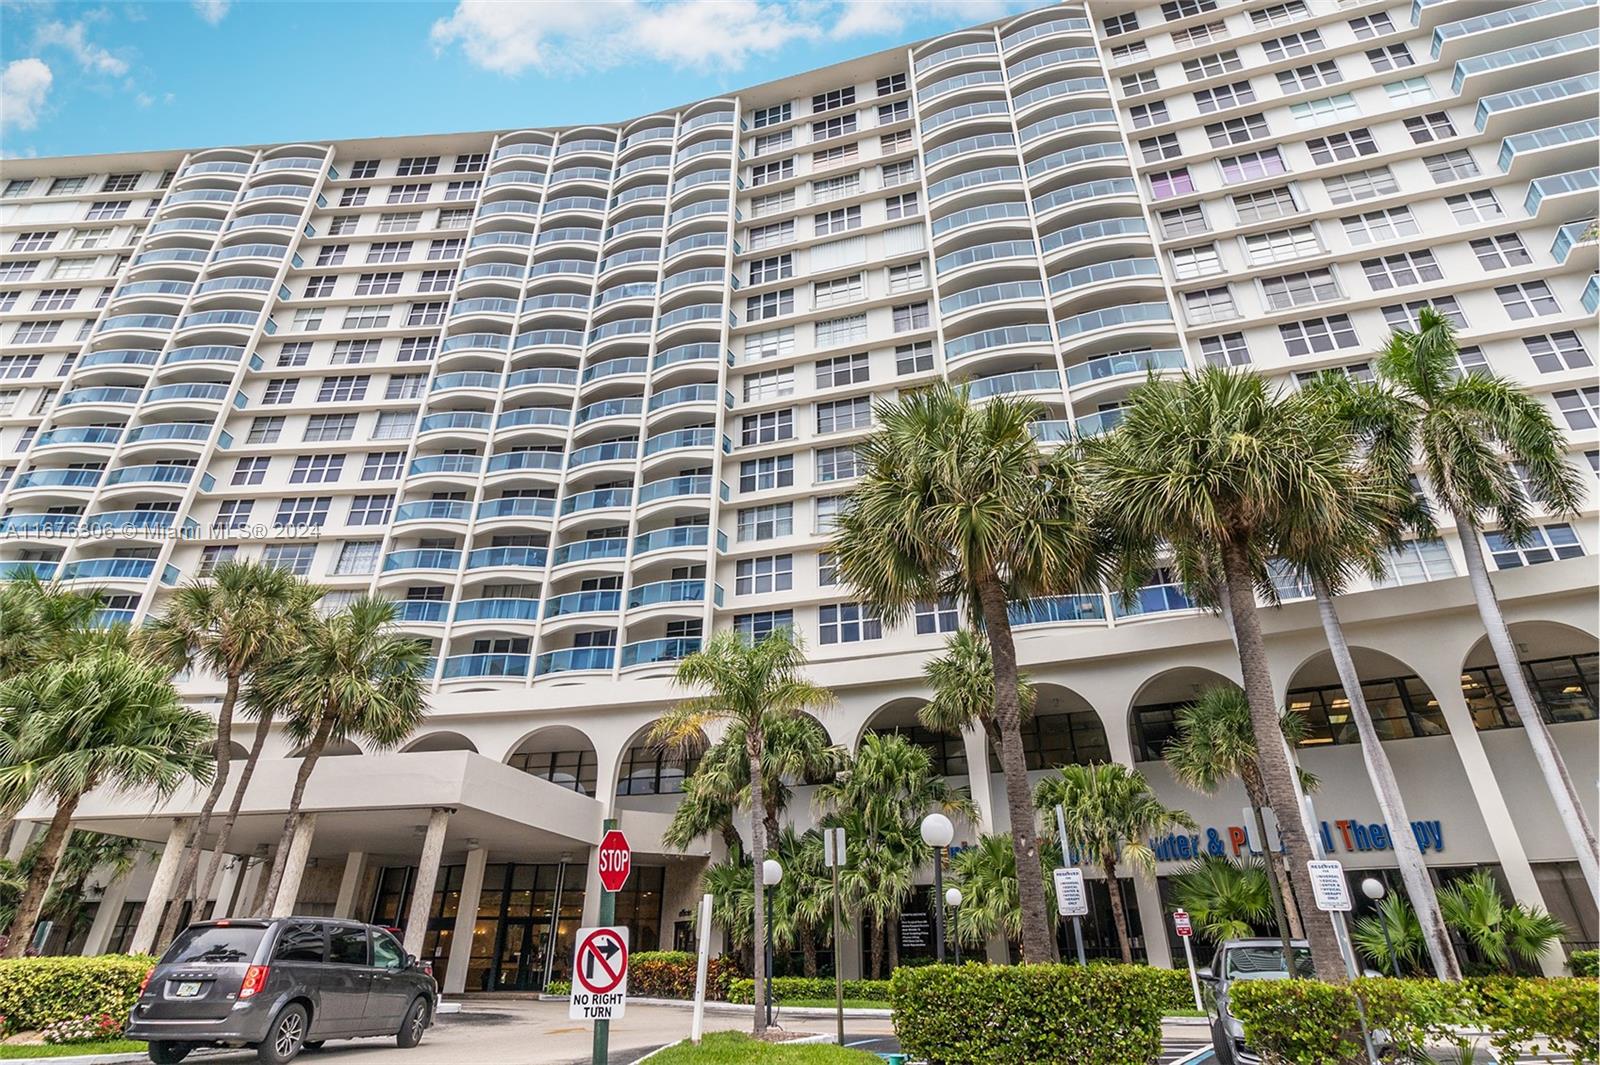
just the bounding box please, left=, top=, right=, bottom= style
left=920, top=813, right=954, bottom=964
left=1360, top=877, right=1397, bottom=977
left=945, top=887, right=962, bottom=965
left=762, top=859, right=783, bottom=1027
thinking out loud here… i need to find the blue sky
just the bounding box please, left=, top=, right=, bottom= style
left=1, top=0, right=1049, bottom=160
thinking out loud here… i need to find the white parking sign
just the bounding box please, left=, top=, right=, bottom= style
left=1307, top=860, right=1352, bottom=912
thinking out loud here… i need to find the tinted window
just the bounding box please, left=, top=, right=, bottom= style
left=163, top=925, right=267, bottom=965
left=1224, top=946, right=1313, bottom=980
left=371, top=929, right=404, bottom=970
left=272, top=922, right=326, bottom=963
left=329, top=925, right=368, bottom=965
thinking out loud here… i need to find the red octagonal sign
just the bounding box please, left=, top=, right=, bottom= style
left=597, top=829, right=631, bottom=893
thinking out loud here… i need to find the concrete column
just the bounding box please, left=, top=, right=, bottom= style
left=233, top=844, right=269, bottom=918
left=580, top=847, right=603, bottom=928
left=207, top=856, right=243, bottom=920
left=402, top=807, right=452, bottom=958
left=1131, top=868, right=1172, bottom=968
left=129, top=819, right=191, bottom=955
left=4, top=822, right=36, bottom=862
left=82, top=867, right=133, bottom=956
left=444, top=845, right=488, bottom=995
left=1431, top=677, right=1564, bottom=976
left=960, top=726, right=996, bottom=835
left=334, top=851, right=367, bottom=919
left=269, top=814, right=319, bottom=918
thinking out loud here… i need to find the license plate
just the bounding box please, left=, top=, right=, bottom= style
left=175, top=981, right=202, bottom=998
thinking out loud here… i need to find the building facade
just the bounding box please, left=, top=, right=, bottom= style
left=1, top=0, right=1595, bottom=991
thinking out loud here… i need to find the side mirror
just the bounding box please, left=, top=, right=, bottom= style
left=1196, top=967, right=1215, bottom=982
left=405, top=953, right=418, bottom=970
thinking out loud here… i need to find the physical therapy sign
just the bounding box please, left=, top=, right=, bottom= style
left=1148, top=816, right=1447, bottom=864
left=569, top=926, right=629, bottom=1021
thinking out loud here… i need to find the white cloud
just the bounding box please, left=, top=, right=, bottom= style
left=0, top=56, right=52, bottom=131
left=192, top=0, right=230, bottom=25
left=830, top=0, right=1027, bottom=39
left=433, top=0, right=824, bottom=75
left=35, top=19, right=129, bottom=76
left=135, top=91, right=154, bottom=107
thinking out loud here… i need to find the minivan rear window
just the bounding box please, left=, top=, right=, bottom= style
left=164, top=925, right=267, bottom=965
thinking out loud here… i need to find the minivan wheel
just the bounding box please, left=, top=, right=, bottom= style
left=148, top=1042, right=191, bottom=1065
left=1211, top=1020, right=1236, bottom=1065
left=396, top=997, right=429, bottom=1049
left=257, top=1003, right=309, bottom=1065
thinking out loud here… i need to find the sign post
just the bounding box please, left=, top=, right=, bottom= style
left=1054, top=805, right=1086, bottom=965
left=1307, top=859, right=1379, bottom=1065
left=1173, top=910, right=1203, bottom=1011
left=587, top=821, right=629, bottom=1065
left=690, top=892, right=713, bottom=1044
left=823, top=826, right=846, bottom=1048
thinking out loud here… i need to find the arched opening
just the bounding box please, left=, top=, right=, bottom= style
left=1461, top=620, right=1598, bottom=731
left=615, top=719, right=707, bottom=800
left=292, top=739, right=361, bottom=758
left=226, top=741, right=250, bottom=760
left=1285, top=648, right=1446, bottom=746
left=1128, top=667, right=1238, bottom=763
left=986, top=683, right=1108, bottom=773
left=401, top=731, right=479, bottom=754
left=504, top=725, right=598, bottom=797
left=861, top=697, right=967, bottom=777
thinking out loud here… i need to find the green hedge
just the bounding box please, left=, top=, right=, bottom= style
left=545, top=979, right=570, bottom=996
left=726, top=976, right=891, bottom=1004
left=1086, top=961, right=1194, bottom=1014
left=1229, top=976, right=1599, bottom=1065
left=0, top=955, right=156, bottom=1034
left=890, top=963, right=1166, bottom=1064
left=1571, top=949, right=1598, bottom=978
left=625, top=951, right=739, bottom=1001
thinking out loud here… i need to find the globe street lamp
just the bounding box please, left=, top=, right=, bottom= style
left=762, top=859, right=783, bottom=1027
left=945, top=887, right=963, bottom=965
left=1360, top=877, right=1397, bottom=977
left=920, top=813, right=954, bottom=964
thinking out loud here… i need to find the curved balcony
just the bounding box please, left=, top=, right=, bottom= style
left=163, top=344, right=249, bottom=368
left=492, top=141, right=553, bottom=162
left=124, top=422, right=212, bottom=446
left=536, top=646, right=614, bottom=676
left=144, top=382, right=229, bottom=406
left=621, top=636, right=702, bottom=669
left=1033, top=177, right=1138, bottom=221
left=568, top=440, right=638, bottom=468
left=394, top=500, right=472, bottom=524
left=442, top=653, right=530, bottom=680
left=468, top=231, right=533, bottom=254
left=179, top=160, right=250, bottom=179
left=643, top=427, right=722, bottom=459
left=112, top=281, right=193, bottom=303
left=1065, top=348, right=1185, bottom=389
left=476, top=497, right=557, bottom=522
left=648, top=384, right=725, bottom=413
left=582, top=356, right=648, bottom=384
left=484, top=170, right=546, bottom=191
left=11, top=468, right=102, bottom=490
left=148, top=217, right=223, bottom=239
left=967, top=368, right=1061, bottom=400
left=935, top=239, right=1037, bottom=279
left=634, top=524, right=716, bottom=555
left=103, top=464, right=201, bottom=488
left=1040, top=216, right=1149, bottom=256
left=453, top=599, right=541, bottom=624
left=1001, top=15, right=1091, bottom=53
left=60, top=386, right=142, bottom=408
left=409, top=454, right=482, bottom=477
left=0, top=561, right=57, bottom=580
left=451, top=297, right=519, bottom=321
left=0, top=514, right=82, bottom=536
left=560, top=487, right=632, bottom=515
left=1009, top=593, right=1106, bottom=626
left=916, top=39, right=1000, bottom=77
left=924, top=132, right=1016, bottom=173
left=224, top=212, right=300, bottom=235
left=419, top=411, right=492, bottom=436
left=1018, top=108, right=1116, bottom=148
left=34, top=426, right=121, bottom=448
left=544, top=589, right=621, bottom=619
left=78, top=348, right=160, bottom=372
left=1049, top=258, right=1160, bottom=297
left=513, top=328, right=584, bottom=354
left=638, top=476, right=719, bottom=508
left=98, top=314, right=177, bottom=336
left=940, top=280, right=1047, bottom=318
left=465, top=546, right=548, bottom=570
left=192, top=277, right=278, bottom=301
left=506, top=367, right=579, bottom=392
left=1026, top=142, right=1128, bottom=184
left=254, top=156, right=324, bottom=175
left=1113, top=581, right=1195, bottom=619
left=212, top=243, right=296, bottom=266
left=1074, top=408, right=1125, bottom=437
left=931, top=200, right=1030, bottom=240
left=383, top=549, right=462, bottom=573
left=57, top=557, right=157, bottom=582
left=654, top=342, right=730, bottom=374
left=485, top=450, right=565, bottom=476
left=393, top=600, right=449, bottom=624
left=944, top=323, right=1053, bottom=364
left=461, top=263, right=527, bottom=287
left=923, top=99, right=1012, bottom=139
left=81, top=510, right=195, bottom=536
left=241, top=183, right=318, bottom=205
left=551, top=537, right=627, bottom=566
left=628, top=578, right=711, bottom=610
left=431, top=371, right=503, bottom=394
left=1058, top=303, right=1173, bottom=341
left=920, top=69, right=1005, bottom=109
left=928, top=165, right=1023, bottom=203
left=575, top=397, right=643, bottom=426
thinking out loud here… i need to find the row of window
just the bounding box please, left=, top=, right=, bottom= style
left=3, top=172, right=154, bottom=198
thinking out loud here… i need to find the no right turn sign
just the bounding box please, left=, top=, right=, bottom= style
left=569, top=926, right=630, bottom=1021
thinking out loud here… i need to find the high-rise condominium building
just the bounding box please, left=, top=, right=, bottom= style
left=0, top=0, right=1594, bottom=992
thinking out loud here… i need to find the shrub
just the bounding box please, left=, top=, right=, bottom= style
left=0, top=955, right=156, bottom=1034
left=1571, top=949, right=1598, bottom=978
left=41, top=1012, right=125, bottom=1044
left=726, top=976, right=891, bottom=1004
left=1088, top=961, right=1194, bottom=1014
left=545, top=979, right=571, bottom=996
left=1468, top=977, right=1599, bottom=1064
left=890, top=963, right=1166, bottom=1064
left=626, top=952, right=739, bottom=1001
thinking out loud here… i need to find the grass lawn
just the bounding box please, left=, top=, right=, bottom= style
left=0, top=1039, right=145, bottom=1059
left=778, top=998, right=890, bottom=1010
left=647, top=1031, right=880, bottom=1063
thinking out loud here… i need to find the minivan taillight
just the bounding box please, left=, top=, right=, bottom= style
left=139, top=967, right=155, bottom=993
left=239, top=965, right=269, bottom=999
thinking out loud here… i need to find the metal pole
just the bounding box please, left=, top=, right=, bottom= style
left=1180, top=932, right=1203, bottom=1012
left=765, top=890, right=774, bottom=1028
left=542, top=858, right=566, bottom=991
left=830, top=861, right=844, bottom=1047
left=932, top=846, right=945, bottom=964
left=592, top=818, right=616, bottom=1065
left=951, top=913, right=960, bottom=965
left=1055, top=805, right=1086, bottom=966
left=1379, top=920, right=1397, bottom=978
left=691, top=892, right=712, bottom=1044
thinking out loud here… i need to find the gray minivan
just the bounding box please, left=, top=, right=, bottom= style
left=127, top=917, right=437, bottom=1065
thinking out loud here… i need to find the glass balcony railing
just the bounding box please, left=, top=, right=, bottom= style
left=469, top=231, right=532, bottom=250
left=80, top=348, right=160, bottom=369
left=921, top=99, right=1010, bottom=137
left=453, top=598, right=541, bottom=623
left=583, top=357, right=648, bottom=383
left=382, top=549, right=461, bottom=572
left=1007, top=45, right=1099, bottom=82
left=536, top=646, right=614, bottom=675
left=1525, top=167, right=1599, bottom=212
left=1499, top=118, right=1598, bottom=170
left=82, top=511, right=196, bottom=535
left=224, top=213, right=298, bottom=232
left=443, top=653, right=530, bottom=680
left=1013, top=77, right=1107, bottom=114
left=35, top=426, right=120, bottom=447
left=916, top=40, right=999, bottom=75
left=634, top=525, right=713, bottom=554
left=104, top=464, right=198, bottom=487
left=0, top=561, right=57, bottom=580
left=493, top=142, right=552, bottom=160
left=498, top=407, right=569, bottom=430
left=1113, top=582, right=1196, bottom=618
left=1583, top=274, right=1599, bottom=314
left=1075, top=408, right=1126, bottom=437
left=451, top=297, right=518, bottom=317
left=99, top=314, right=176, bottom=333
left=12, top=467, right=101, bottom=489
left=1025, top=140, right=1127, bottom=181
left=485, top=450, right=564, bottom=474
left=576, top=398, right=642, bottom=424
left=638, top=476, right=715, bottom=506
left=1476, top=72, right=1599, bottom=129
left=552, top=538, right=627, bottom=566
left=930, top=200, right=1028, bottom=237
left=1001, top=15, right=1090, bottom=51
left=409, top=454, right=482, bottom=476
left=60, top=386, right=141, bottom=406
left=149, top=217, right=222, bottom=235
left=165, top=344, right=248, bottom=365
left=940, top=280, right=1045, bottom=316
left=944, top=324, right=1053, bottom=362
left=394, top=500, right=472, bottom=523
left=476, top=497, right=556, bottom=521
left=1433, top=0, right=1591, bottom=56
left=1452, top=29, right=1599, bottom=94
left=1065, top=348, right=1186, bottom=388
left=655, top=343, right=731, bottom=371
left=0, top=514, right=82, bottom=535
left=1029, top=419, right=1071, bottom=443
left=242, top=183, right=315, bottom=201
left=181, top=160, right=250, bottom=177
left=147, top=382, right=230, bottom=405
left=561, top=487, right=631, bottom=514
left=461, top=262, right=527, bottom=283
left=1040, top=216, right=1148, bottom=255
left=599, top=248, right=660, bottom=273
left=133, top=248, right=208, bottom=267
left=928, top=165, right=1023, bottom=201
left=1058, top=302, right=1174, bottom=339
left=419, top=412, right=492, bottom=434
left=1009, top=594, right=1106, bottom=626
left=588, top=318, right=652, bottom=345
left=507, top=367, right=579, bottom=389
left=1019, top=108, right=1116, bottom=145
left=1551, top=220, right=1598, bottom=262
left=544, top=589, right=621, bottom=618
left=513, top=329, right=583, bottom=352
left=91, top=609, right=137, bottom=628
left=628, top=579, right=710, bottom=609
left=114, top=281, right=192, bottom=300
left=431, top=371, right=503, bottom=392
left=255, top=156, right=322, bottom=172
left=465, top=546, right=547, bottom=569
left=1050, top=257, right=1161, bottom=294
left=683, top=109, right=734, bottom=132
left=966, top=369, right=1061, bottom=400
left=661, top=268, right=727, bottom=296
left=393, top=600, right=449, bottom=624
left=58, top=557, right=156, bottom=581
left=649, top=385, right=727, bottom=411
left=644, top=428, right=722, bottom=456
left=568, top=440, right=637, bottom=468
left=484, top=170, right=545, bottom=190
left=936, top=239, right=1036, bottom=276
left=213, top=243, right=294, bottom=263
left=665, top=232, right=730, bottom=260
left=622, top=636, right=703, bottom=667
left=1032, top=177, right=1138, bottom=217
left=125, top=423, right=210, bottom=444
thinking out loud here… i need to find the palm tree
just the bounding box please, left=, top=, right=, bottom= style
left=1292, top=370, right=1465, bottom=980
left=1438, top=870, right=1568, bottom=974
left=1165, top=686, right=1304, bottom=954
left=1088, top=367, right=1369, bottom=981
left=650, top=628, right=832, bottom=1035
left=830, top=806, right=915, bottom=978
left=1036, top=762, right=1194, bottom=965
left=1370, top=310, right=1594, bottom=901
left=0, top=572, right=101, bottom=682
left=770, top=826, right=830, bottom=976
left=42, top=831, right=141, bottom=950
left=0, top=647, right=213, bottom=955
left=946, top=832, right=1062, bottom=953
left=252, top=598, right=428, bottom=917
left=703, top=845, right=755, bottom=970
left=1352, top=893, right=1426, bottom=977
left=920, top=627, right=1036, bottom=755
left=1169, top=855, right=1274, bottom=944
left=833, top=384, right=1106, bottom=963
left=140, top=561, right=322, bottom=948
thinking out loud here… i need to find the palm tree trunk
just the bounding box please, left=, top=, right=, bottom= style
left=156, top=675, right=242, bottom=949
left=868, top=914, right=882, bottom=979
left=3, top=794, right=78, bottom=957
left=1103, top=858, right=1133, bottom=964
left=974, top=573, right=1057, bottom=963
left=1454, top=513, right=1599, bottom=904
left=1239, top=764, right=1301, bottom=939
left=1219, top=538, right=1346, bottom=982
left=746, top=725, right=767, bottom=1036
left=886, top=912, right=899, bottom=971
left=194, top=706, right=275, bottom=917
left=802, top=926, right=818, bottom=977
left=1313, top=578, right=1461, bottom=980
left=255, top=712, right=333, bottom=917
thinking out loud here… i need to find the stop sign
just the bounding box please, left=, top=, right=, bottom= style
left=597, top=829, right=631, bottom=893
